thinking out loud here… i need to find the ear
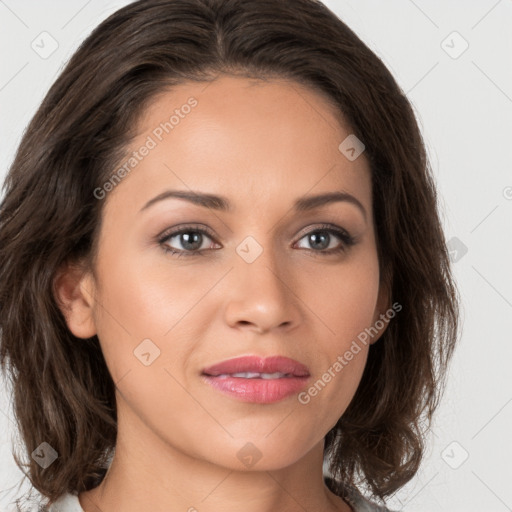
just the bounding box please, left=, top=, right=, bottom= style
left=369, top=278, right=392, bottom=345
left=53, top=260, right=97, bottom=339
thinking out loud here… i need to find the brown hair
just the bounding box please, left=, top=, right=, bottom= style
left=0, top=0, right=459, bottom=508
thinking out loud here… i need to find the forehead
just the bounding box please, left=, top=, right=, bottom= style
left=105, top=74, right=372, bottom=220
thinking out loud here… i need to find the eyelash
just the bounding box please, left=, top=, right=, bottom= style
left=157, top=223, right=356, bottom=258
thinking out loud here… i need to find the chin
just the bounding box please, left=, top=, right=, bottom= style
left=197, top=432, right=319, bottom=472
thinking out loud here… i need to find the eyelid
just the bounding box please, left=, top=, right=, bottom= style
left=294, top=222, right=351, bottom=240
left=157, top=224, right=220, bottom=252
left=158, top=223, right=217, bottom=241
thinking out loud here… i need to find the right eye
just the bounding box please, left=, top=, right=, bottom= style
left=158, top=225, right=220, bottom=257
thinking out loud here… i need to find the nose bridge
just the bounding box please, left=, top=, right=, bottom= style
left=225, top=232, right=299, bottom=331
left=238, top=233, right=289, bottom=294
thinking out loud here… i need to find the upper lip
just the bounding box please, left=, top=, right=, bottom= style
left=202, top=355, right=310, bottom=377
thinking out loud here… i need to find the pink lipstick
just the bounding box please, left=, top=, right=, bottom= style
left=201, top=355, right=310, bottom=403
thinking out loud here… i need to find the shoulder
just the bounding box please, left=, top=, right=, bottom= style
left=324, top=476, right=398, bottom=512
left=46, top=494, right=84, bottom=512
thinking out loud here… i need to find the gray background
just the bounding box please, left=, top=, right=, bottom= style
left=1, top=0, right=511, bottom=510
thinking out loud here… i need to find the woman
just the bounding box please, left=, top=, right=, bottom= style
left=0, top=0, right=459, bottom=510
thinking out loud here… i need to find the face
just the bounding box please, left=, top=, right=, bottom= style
left=62, top=74, right=388, bottom=472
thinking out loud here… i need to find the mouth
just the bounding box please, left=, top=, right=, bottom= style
left=201, top=355, right=310, bottom=404
left=212, top=371, right=296, bottom=379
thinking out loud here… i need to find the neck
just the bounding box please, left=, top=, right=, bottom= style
left=78, top=399, right=350, bottom=512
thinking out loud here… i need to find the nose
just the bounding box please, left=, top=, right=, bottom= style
left=223, top=242, right=301, bottom=334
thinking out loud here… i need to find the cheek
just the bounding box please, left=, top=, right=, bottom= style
left=302, top=252, right=380, bottom=344
left=294, top=253, right=379, bottom=417
left=90, top=242, right=223, bottom=395
left=93, top=239, right=201, bottom=336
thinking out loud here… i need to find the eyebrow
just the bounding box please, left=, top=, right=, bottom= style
left=140, top=189, right=367, bottom=221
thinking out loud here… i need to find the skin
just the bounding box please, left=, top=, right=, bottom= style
left=55, top=74, right=389, bottom=512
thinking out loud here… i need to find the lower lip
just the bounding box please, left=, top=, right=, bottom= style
left=202, top=375, right=309, bottom=403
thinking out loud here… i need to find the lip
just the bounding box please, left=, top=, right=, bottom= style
left=202, top=355, right=310, bottom=377
left=201, top=355, right=310, bottom=404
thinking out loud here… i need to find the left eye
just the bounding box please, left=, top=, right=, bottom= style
left=295, top=229, right=346, bottom=252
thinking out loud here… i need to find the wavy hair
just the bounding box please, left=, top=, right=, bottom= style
left=0, top=0, right=459, bottom=508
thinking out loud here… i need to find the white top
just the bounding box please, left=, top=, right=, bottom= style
left=47, top=493, right=84, bottom=512
left=47, top=489, right=394, bottom=512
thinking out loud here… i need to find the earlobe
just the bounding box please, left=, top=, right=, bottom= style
left=53, top=261, right=97, bottom=339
